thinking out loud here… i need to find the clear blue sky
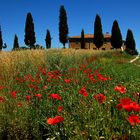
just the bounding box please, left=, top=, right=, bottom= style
left=0, top=0, right=140, bottom=52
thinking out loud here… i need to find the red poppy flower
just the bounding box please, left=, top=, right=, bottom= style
left=79, top=64, right=87, bottom=70
left=24, top=74, right=33, bottom=81
left=43, top=85, right=48, bottom=89
left=120, top=98, right=132, bottom=105
left=34, top=86, right=40, bottom=91
left=97, top=73, right=109, bottom=81
left=47, top=116, right=64, bottom=125
left=58, top=106, right=63, bottom=112
left=0, top=96, right=5, bottom=103
left=35, top=93, right=42, bottom=99
left=47, top=72, right=54, bottom=78
left=0, top=85, right=3, bottom=90
left=18, top=78, right=25, bottom=83
left=17, top=103, right=22, bottom=107
left=30, top=79, right=36, bottom=83
left=117, top=98, right=140, bottom=112
left=123, top=102, right=140, bottom=112
left=64, top=79, right=71, bottom=83
left=84, top=68, right=92, bottom=74
left=41, top=68, right=46, bottom=75
left=123, top=103, right=134, bottom=112
left=127, top=114, right=140, bottom=126
left=26, top=95, right=31, bottom=101
left=28, top=84, right=34, bottom=88
left=94, top=93, right=106, bottom=104
left=132, top=103, right=140, bottom=111
left=88, top=74, right=97, bottom=82
left=79, top=87, right=88, bottom=97
left=114, top=85, right=126, bottom=94
left=10, top=91, right=17, bottom=98
left=48, top=93, right=62, bottom=100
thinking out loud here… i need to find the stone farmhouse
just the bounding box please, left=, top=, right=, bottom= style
left=69, top=32, right=125, bottom=50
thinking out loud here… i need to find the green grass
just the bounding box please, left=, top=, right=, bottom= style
left=0, top=49, right=140, bottom=140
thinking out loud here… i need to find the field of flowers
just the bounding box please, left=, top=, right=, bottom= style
left=0, top=49, right=140, bottom=140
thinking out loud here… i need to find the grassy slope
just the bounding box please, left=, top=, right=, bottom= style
left=0, top=49, right=140, bottom=140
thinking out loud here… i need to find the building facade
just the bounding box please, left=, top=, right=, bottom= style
left=69, top=33, right=125, bottom=50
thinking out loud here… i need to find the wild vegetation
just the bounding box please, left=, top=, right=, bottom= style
left=0, top=49, right=140, bottom=140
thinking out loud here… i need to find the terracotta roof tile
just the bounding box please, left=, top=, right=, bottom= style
left=70, top=33, right=111, bottom=39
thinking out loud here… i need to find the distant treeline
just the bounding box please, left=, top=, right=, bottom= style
left=0, top=5, right=138, bottom=55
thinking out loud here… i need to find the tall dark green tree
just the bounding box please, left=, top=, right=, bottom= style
left=13, top=34, right=19, bottom=50
left=125, top=29, right=138, bottom=55
left=94, top=14, right=104, bottom=49
left=81, top=29, right=85, bottom=49
left=59, top=5, right=69, bottom=48
left=111, top=20, right=122, bottom=49
left=45, top=30, right=51, bottom=49
left=0, top=26, right=3, bottom=51
left=24, top=12, right=36, bottom=49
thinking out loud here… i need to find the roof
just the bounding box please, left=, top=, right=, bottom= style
left=70, top=33, right=111, bottom=39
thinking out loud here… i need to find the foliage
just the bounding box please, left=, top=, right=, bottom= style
left=125, top=29, right=138, bottom=55
left=111, top=20, right=122, bottom=49
left=81, top=29, right=85, bottom=49
left=24, top=12, right=36, bottom=49
left=0, top=50, right=140, bottom=140
left=0, top=26, right=3, bottom=51
left=45, top=30, right=51, bottom=49
left=59, top=5, right=69, bottom=48
left=0, top=26, right=7, bottom=51
left=13, top=34, right=20, bottom=50
left=94, top=14, right=104, bottom=49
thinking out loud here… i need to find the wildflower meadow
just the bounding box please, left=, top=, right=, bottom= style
left=0, top=49, right=140, bottom=140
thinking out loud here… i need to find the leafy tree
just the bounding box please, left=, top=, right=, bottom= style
left=24, top=12, right=36, bottom=49
left=125, top=29, right=138, bottom=55
left=13, top=34, right=19, bottom=50
left=81, top=29, right=85, bottom=49
left=59, top=5, right=69, bottom=48
left=45, top=29, right=51, bottom=49
left=0, top=26, right=3, bottom=51
left=94, top=14, right=104, bottom=49
left=111, top=20, right=122, bottom=49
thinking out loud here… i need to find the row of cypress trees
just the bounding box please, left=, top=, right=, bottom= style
left=0, top=5, right=138, bottom=54
left=14, top=12, right=52, bottom=50
left=16, top=5, right=68, bottom=50
left=0, top=5, right=68, bottom=51
left=80, top=14, right=138, bottom=55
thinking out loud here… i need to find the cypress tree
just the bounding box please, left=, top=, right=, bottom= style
left=24, top=12, right=36, bottom=49
left=59, top=5, right=69, bottom=48
left=0, top=26, right=3, bottom=51
left=13, top=34, right=19, bottom=50
left=45, top=30, right=51, bottom=49
left=111, top=20, right=122, bottom=49
left=94, top=14, right=104, bottom=49
left=125, top=29, right=138, bottom=55
left=81, top=29, right=85, bottom=49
